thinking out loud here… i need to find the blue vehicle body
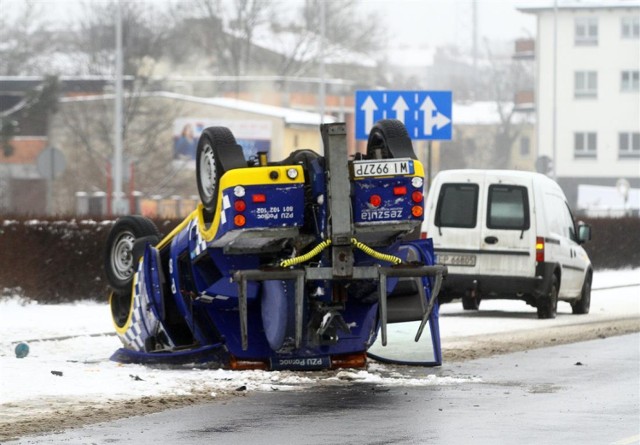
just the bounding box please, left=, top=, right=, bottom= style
left=106, top=121, right=446, bottom=371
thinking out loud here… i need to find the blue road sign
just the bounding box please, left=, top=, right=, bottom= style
left=355, top=90, right=452, bottom=141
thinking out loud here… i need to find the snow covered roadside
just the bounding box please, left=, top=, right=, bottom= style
left=1, top=268, right=638, bottom=441
left=0, top=301, right=476, bottom=441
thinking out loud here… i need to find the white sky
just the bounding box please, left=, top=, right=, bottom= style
left=1, top=0, right=537, bottom=50
left=372, top=0, right=536, bottom=49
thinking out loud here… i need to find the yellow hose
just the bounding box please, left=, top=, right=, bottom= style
left=279, top=237, right=404, bottom=268
left=350, top=238, right=403, bottom=265
left=279, top=239, right=332, bottom=267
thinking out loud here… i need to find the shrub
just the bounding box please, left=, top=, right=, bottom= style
left=0, top=216, right=637, bottom=303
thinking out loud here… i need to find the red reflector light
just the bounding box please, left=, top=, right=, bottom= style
left=411, top=206, right=423, bottom=217
left=252, top=194, right=266, bottom=203
left=411, top=191, right=423, bottom=203
left=229, top=356, right=269, bottom=370
left=536, top=236, right=545, bottom=262
left=234, top=215, right=246, bottom=227
left=369, top=195, right=382, bottom=207
left=331, top=352, right=367, bottom=369
left=420, top=232, right=428, bottom=240
left=234, top=200, right=246, bottom=212
left=393, top=186, right=407, bottom=196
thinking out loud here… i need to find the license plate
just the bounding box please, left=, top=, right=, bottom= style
left=269, top=356, right=330, bottom=371
left=437, top=253, right=476, bottom=267
left=353, top=159, right=414, bottom=178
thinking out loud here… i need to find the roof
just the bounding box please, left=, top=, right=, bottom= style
left=435, top=169, right=558, bottom=186
left=518, top=0, right=640, bottom=13
left=453, top=101, right=535, bottom=125
left=204, top=96, right=337, bottom=126
left=60, top=91, right=336, bottom=126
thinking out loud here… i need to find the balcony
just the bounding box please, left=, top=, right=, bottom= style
left=514, top=90, right=535, bottom=111
left=513, top=38, right=535, bottom=60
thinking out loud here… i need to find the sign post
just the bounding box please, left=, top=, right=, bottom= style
left=37, top=146, right=66, bottom=215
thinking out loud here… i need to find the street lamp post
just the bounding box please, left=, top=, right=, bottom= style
left=112, top=0, right=126, bottom=215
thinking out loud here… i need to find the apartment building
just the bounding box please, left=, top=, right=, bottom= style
left=519, top=1, right=640, bottom=214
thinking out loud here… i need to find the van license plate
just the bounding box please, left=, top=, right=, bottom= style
left=437, top=254, right=476, bottom=267
left=353, top=159, right=414, bottom=178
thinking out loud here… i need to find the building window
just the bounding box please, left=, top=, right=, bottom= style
left=621, top=70, right=640, bottom=92
left=574, top=132, right=597, bottom=158
left=519, top=136, right=530, bottom=157
left=575, top=71, right=598, bottom=98
left=621, top=16, right=640, bottom=39
left=619, top=132, right=640, bottom=158
left=575, top=17, right=598, bottom=45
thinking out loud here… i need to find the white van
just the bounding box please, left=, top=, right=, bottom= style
left=422, top=169, right=593, bottom=319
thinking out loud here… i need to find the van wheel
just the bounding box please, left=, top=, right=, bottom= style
left=571, top=273, right=591, bottom=315
left=462, top=296, right=481, bottom=310
left=537, top=275, right=558, bottom=319
left=366, top=119, right=417, bottom=160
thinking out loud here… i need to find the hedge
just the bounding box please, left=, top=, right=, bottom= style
left=0, top=216, right=637, bottom=303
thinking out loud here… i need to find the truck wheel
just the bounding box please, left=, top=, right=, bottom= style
left=366, top=119, right=417, bottom=160
left=462, top=295, right=481, bottom=310
left=571, top=273, right=591, bottom=315
left=105, top=216, right=161, bottom=294
left=537, top=275, right=558, bottom=319
left=196, top=127, right=245, bottom=212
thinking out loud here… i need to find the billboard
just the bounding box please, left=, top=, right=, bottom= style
left=173, top=118, right=272, bottom=166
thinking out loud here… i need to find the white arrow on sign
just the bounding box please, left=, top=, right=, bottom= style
left=420, top=96, right=451, bottom=136
left=391, top=96, right=409, bottom=123
left=361, top=96, right=378, bottom=134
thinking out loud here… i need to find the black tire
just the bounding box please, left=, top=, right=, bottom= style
left=571, top=273, right=592, bottom=315
left=105, top=216, right=161, bottom=294
left=366, top=119, right=417, bottom=160
left=109, top=290, right=132, bottom=329
left=537, top=275, right=559, bottom=319
left=462, top=295, right=481, bottom=310
left=196, top=127, right=246, bottom=212
left=132, top=235, right=161, bottom=265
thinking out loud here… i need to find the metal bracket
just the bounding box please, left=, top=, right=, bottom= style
left=321, top=123, right=354, bottom=277
left=233, top=269, right=305, bottom=351
left=233, top=264, right=446, bottom=351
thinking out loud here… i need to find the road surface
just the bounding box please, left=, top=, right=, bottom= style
left=12, top=333, right=639, bottom=445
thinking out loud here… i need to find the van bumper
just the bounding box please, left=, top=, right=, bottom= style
left=439, top=270, right=550, bottom=303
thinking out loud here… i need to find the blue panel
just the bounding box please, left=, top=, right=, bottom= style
left=355, top=90, right=452, bottom=140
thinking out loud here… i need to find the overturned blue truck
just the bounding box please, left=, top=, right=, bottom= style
left=104, top=120, right=446, bottom=370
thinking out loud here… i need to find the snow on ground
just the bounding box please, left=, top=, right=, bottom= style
left=0, top=268, right=637, bottom=413
left=439, top=268, right=640, bottom=339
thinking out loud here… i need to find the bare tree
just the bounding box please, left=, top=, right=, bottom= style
left=51, top=2, right=195, bottom=208
left=169, top=0, right=383, bottom=80
left=0, top=1, right=58, bottom=75
left=484, top=41, right=533, bottom=169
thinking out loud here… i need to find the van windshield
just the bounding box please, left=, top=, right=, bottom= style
left=435, top=183, right=479, bottom=228
left=487, top=185, right=530, bottom=230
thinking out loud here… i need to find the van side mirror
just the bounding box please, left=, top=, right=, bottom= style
left=577, top=222, right=592, bottom=244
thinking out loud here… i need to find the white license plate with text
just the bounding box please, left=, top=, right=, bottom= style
left=353, top=159, right=414, bottom=178
left=436, top=254, right=476, bottom=267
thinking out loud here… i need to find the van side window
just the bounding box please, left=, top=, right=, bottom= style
left=435, top=183, right=479, bottom=228
left=487, top=185, right=530, bottom=230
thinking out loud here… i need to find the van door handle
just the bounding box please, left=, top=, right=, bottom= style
left=485, top=236, right=498, bottom=244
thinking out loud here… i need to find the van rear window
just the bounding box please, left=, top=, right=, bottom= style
left=487, top=185, right=530, bottom=230
left=435, top=183, right=479, bottom=228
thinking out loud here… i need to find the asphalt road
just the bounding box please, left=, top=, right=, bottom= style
left=14, top=333, right=639, bottom=445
